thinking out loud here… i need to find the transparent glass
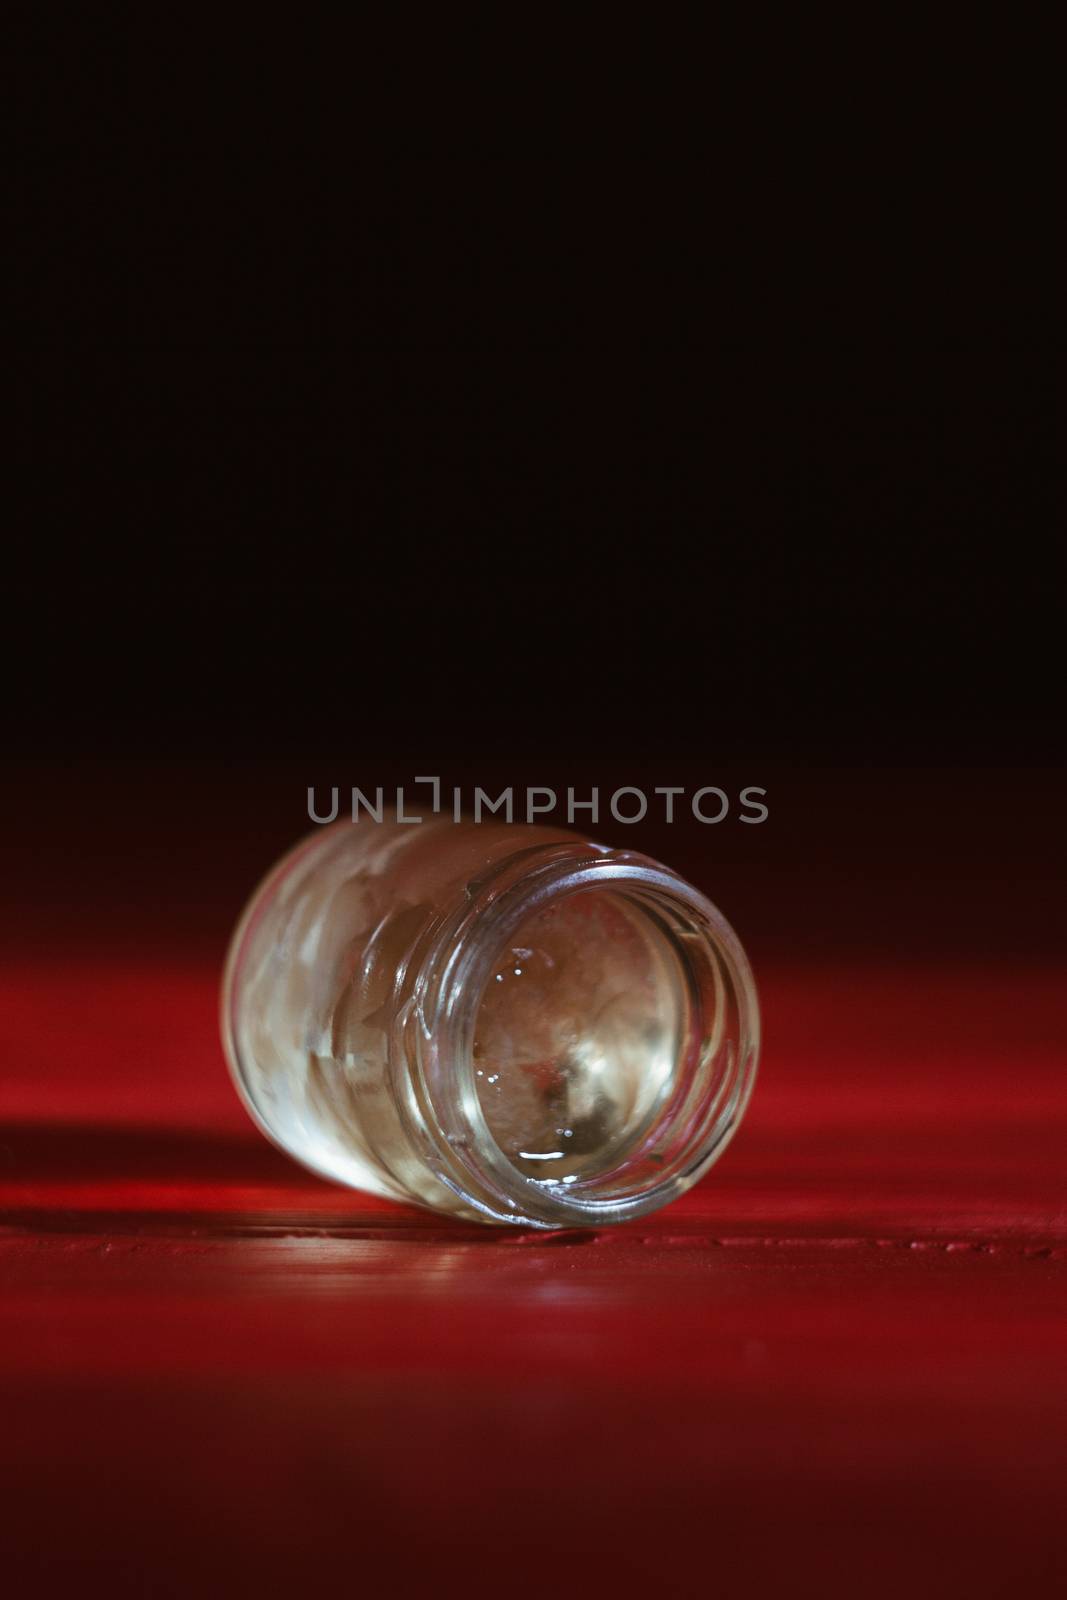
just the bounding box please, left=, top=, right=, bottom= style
left=221, top=819, right=759, bottom=1228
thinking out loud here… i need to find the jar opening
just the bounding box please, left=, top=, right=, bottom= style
left=410, top=848, right=759, bottom=1227
left=473, top=888, right=688, bottom=1188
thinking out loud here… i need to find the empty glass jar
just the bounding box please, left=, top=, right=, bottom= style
left=222, top=818, right=759, bottom=1228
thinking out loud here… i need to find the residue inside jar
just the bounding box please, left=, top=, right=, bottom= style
left=472, top=889, right=684, bottom=1184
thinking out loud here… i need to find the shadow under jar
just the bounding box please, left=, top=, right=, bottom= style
left=222, top=818, right=759, bottom=1228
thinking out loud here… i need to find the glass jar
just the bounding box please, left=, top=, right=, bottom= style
left=221, top=818, right=759, bottom=1228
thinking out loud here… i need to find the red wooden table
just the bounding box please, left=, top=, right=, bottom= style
left=2, top=949, right=1064, bottom=1598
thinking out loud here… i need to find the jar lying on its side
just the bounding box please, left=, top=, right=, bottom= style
left=221, top=818, right=759, bottom=1228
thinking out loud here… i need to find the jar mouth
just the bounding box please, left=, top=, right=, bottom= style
left=400, top=844, right=759, bottom=1228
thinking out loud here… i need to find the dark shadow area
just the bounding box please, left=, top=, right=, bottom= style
left=0, top=1122, right=298, bottom=1184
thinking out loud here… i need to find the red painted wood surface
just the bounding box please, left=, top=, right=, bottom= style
left=2, top=948, right=1064, bottom=1598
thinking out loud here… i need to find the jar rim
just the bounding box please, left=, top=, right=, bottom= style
left=395, top=841, right=759, bottom=1228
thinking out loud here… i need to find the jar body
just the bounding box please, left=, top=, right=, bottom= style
left=222, top=818, right=759, bottom=1228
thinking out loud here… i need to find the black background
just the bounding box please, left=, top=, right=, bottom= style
left=12, top=343, right=1058, bottom=765
left=5, top=22, right=1062, bottom=966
